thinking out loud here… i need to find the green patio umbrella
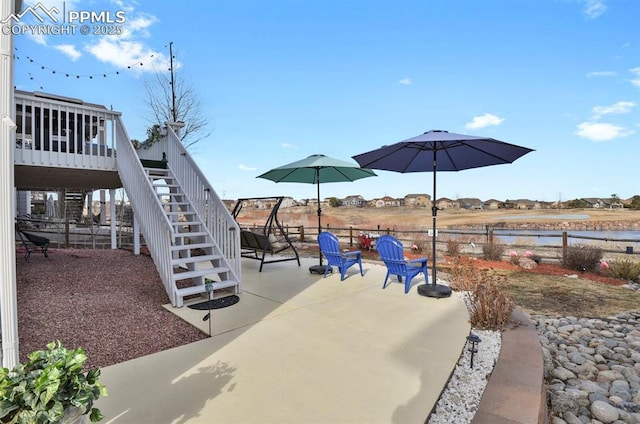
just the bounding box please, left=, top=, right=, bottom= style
left=257, top=154, right=377, bottom=274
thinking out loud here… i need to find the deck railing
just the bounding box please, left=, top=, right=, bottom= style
left=164, top=125, right=241, bottom=280
left=13, top=91, right=119, bottom=170
left=115, top=117, right=177, bottom=304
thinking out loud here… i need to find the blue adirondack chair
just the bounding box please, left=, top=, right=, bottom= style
left=376, top=235, right=429, bottom=293
left=317, top=232, right=364, bottom=281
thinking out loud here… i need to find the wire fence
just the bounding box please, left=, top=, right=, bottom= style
left=16, top=216, right=640, bottom=265
left=268, top=224, right=640, bottom=264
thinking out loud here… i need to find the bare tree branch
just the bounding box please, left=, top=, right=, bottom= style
left=143, top=70, right=210, bottom=148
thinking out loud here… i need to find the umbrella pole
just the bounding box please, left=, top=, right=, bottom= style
left=309, top=171, right=331, bottom=274
left=417, top=153, right=451, bottom=298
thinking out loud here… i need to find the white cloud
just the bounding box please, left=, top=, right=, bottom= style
left=592, top=101, right=636, bottom=119
left=586, top=71, right=616, bottom=77
left=53, top=44, right=81, bottom=61
left=238, top=164, right=257, bottom=171
left=575, top=122, right=634, bottom=141
left=117, top=13, right=157, bottom=39
left=583, top=0, right=607, bottom=19
left=22, top=1, right=171, bottom=74
left=398, top=77, right=411, bottom=85
left=464, top=113, right=504, bottom=130
left=630, top=67, right=640, bottom=88
left=83, top=5, right=171, bottom=74
left=86, top=38, right=171, bottom=73
left=281, top=143, right=298, bottom=150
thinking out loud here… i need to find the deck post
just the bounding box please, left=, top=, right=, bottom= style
left=110, top=188, right=117, bottom=249
left=0, top=0, right=19, bottom=369
left=133, top=213, right=140, bottom=255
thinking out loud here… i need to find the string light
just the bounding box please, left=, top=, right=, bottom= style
left=13, top=47, right=166, bottom=91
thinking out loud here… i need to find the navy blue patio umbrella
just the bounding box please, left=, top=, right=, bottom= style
left=353, top=130, right=534, bottom=298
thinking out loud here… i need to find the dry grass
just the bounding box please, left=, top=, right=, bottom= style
left=493, top=270, right=640, bottom=317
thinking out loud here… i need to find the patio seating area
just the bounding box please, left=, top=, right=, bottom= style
left=96, top=256, right=470, bottom=423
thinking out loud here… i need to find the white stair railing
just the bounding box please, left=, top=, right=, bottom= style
left=114, top=117, right=177, bottom=304
left=165, top=125, right=241, bottom=280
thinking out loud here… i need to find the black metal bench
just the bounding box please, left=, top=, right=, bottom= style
left=15, top=223, right=50, bottom=262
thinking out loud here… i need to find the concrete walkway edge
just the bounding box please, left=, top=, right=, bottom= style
left=472, top=308, right=549, bottom=424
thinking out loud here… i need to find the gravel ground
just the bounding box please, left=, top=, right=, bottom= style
left=15, top=248, right=500, bottom=423
left=15, top=248, right=207, bottom=370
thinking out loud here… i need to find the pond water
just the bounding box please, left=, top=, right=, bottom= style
left=496, top=214, right=591, bottom=220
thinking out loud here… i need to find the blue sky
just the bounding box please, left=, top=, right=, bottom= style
left=10, top=0, right=640, bottom=202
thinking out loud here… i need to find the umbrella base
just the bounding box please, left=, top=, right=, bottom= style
left=417, top=283, right=452, bottom=298
left=309, top=264, right=332, bottom=275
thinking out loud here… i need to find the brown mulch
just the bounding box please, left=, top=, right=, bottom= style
left=464, top=257, right=625, bottom=286
left=15, top=248, right=207, bottom=370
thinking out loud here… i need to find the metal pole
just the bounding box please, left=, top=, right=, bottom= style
left=416, top=148, right=452, bottom=298
left=432, top=155, right=437, bottom=285
left=316, top=169, right=322, bottom=267
left=169, top=42, right=177, bottom=122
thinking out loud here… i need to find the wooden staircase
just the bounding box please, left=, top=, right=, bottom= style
left=145, top=167, right=240, bottom=307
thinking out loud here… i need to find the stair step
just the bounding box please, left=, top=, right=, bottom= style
left=171, top=220, right=201, bottom=227
left=175, top=279, right=239, bottom=301
left=148, top=172, right=172, bottom=178
left=154, top=183, right=180, bottom=188
left=173, top=266, right=230, bottom=282
left=171, top=254, right=221, bottom=267
left=166, top=211, right=196, bottom=216
left=171, top=242, right=214, bottom=251
left=145, top=167, right=169, bottom=175
left=174, top=231, right=209, bottom=238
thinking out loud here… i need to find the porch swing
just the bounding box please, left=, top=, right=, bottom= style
left=231, top=196, right=300, bottom=272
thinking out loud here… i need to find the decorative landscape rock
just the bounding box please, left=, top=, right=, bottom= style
left=531, top=311, right=640, bottom=423
left=517, top=256, right=538, bottom=269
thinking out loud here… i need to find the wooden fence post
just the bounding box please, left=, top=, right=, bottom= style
left=562, top=231, right=568, bottom=263
left=299, top=225, right=305, bottom=242
left=65, top=219, right=70, bottom=248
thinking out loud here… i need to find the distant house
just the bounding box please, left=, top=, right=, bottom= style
left=374, top=196, right=401, bottom=207
left=403, top=193, right=431, bottom=207
left=504, top=199, right=536, bottom=209
left=582, top=198, right=608, bottom=208
left=582, top=198, right=624, bottom=209
left=280, top=197, right=298, bottom=208
left=484, top=199, right=503, bottom=210
left=458, top=198, right=484, bottom=210
left=436, top=198, right=459, bottom=210
left=342, top=195, right=367, bottom=207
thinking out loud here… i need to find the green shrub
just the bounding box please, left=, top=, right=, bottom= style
left=482, top=242, right=505, bottom=261
left=606, top=259, right=640, bottom=282
left=562, top=244, right=602, bottom=272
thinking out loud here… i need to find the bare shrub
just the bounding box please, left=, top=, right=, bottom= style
left=482, top=242, right=505, bottom=261
left=449, top=256, right=484, bottom=291
left=562, top=244, right=603, bottom=272
left=446, top=239, right=462, bottom=258
left=606, top=259, right=640, bottom=282
left=469, top=277, right=514, bottom=331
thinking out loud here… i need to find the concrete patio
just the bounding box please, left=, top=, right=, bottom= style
left=96, top=256, right=470, bottom=423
